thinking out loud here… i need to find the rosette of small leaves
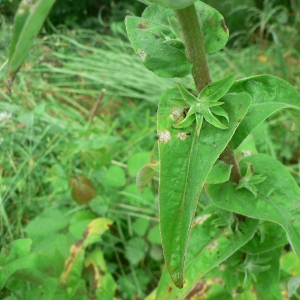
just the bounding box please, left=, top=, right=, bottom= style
left=238, top=253, right=272, bottom=286
left=236, top=163, right=267, bottom=197
left=173, top=74, right=236, bottom=136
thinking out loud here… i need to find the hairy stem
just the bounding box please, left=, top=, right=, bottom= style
left=176, top=6, right=211, bottom=92
left=176, top=4, right=241, bottom=184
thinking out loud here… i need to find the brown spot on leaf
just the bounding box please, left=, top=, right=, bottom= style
left=168, top=286, right=173, bottom=293
left=221, top=19, right=228, bottom=32
left=185, top=281, right=208, bottom=299
left=153, top=33, right=160, bottom=39
left=138, top=22, right=149, bottom=29
left=75, top=239, right=83, bottom=248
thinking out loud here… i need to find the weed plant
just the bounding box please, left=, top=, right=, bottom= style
left=1, top=9, right=300, bottom=297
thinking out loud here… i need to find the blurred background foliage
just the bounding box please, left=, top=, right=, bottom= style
left=0, top=0, right=300, bottom=299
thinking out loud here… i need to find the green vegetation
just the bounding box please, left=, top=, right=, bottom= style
left=1, top=0, right=300, bottom=299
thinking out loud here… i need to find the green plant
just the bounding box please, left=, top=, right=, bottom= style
left=2, top=0, right=300, bottom=299
left=125, top=0, right=300, bottom=297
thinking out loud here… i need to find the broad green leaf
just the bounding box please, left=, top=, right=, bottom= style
left=125, top=237, right=147, bottom=265
left=69, top=174, right=96, bottom=204
left=233, top=134, right=258, bottom=163
left=125, top=5, right=192, bottom=78
left=229, top=75, right=300, bottom=149
left=7, top=0, right=56, bottom=90
left=145, top=289, right=157, bottom=300
left=281, top=251, right=300, bottom=277
left=68, top=211, right=96, bottom=240
left=25, top=209, right=69, bottom=238
left=150, top=244, right=163, bottom=261
left=152, top=0, right=197, bottom=10
left=125, top=2, right=228, bottom=78
left=156, top=205, right=258, bottom=298
left=208, top=154, right=300, bottom=261
left=147, top=224, right=161, bottom=245
left=105, top=165, right=126, bottom=187
left=207, top=251, right=254, bottom=299
left=194, top=1, right=229, bottom=54
left=31, top=233, right=69, bottom=259
left=132, top=218, right=151, bottom=236
left=241, top=222, right=288, bottom=255
left=0, top=239, right=61, bottom=297
left=206, top=161, right=232, bottom=184
left=218, top=248, right=282, bottom=299
left=120, top=184, right=155, bottom=206
left=157, top=89, right=251, bottom=287
left=164, top=1, right=229, bottom=54
left=0, top=239, right=32, bottom=288
left=80, top=148, right=111, bottom=168
left=25, top=277, right=58, bottom=300
left=127, top=151, right=151, bottom=177
left=253, top=248, right=283, bottom=300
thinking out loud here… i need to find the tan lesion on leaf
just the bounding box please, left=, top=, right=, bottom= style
left=177, top=132, right=191, bottom=141
left=193, top=214, right=212, bottom=226
left=169, top=106, right=184, bottom=121
left=138, top=22, right=149, bottom=29
left=158, top=130, right=171, bottom=143
left=137, top=49, right=147, bottom=62
left=207, top=239, right=219, bottom=251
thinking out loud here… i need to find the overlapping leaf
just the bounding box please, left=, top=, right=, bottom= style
left=157, top=88, right=251, bottom=287
left=206, top=161, right=232, bottom=184
left=125, top=1, right=228, bottom=78
left=208, top=154, right=300, bottom=261
left=229, top=75, right=300, bottom=149
left=254, top=248, right=283, bottom=300
left=241, top=222, right=288, bottom=254
left=155, top=205, right=258, bottom=298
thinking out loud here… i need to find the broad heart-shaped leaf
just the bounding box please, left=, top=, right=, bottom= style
left=208, top=153, right=300, bottom=261
left=229, top=75, right=300, bottom=149
left=155, top=205, right=258, bottom=299
left=7, top=0, right=56, bottom=91
left=157, top=88, right=251, bottom=288
left=125, top=2, right=228, bottom=78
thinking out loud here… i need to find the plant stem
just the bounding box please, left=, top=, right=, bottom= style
left=176, top=6, right=211, bottom=92
left=176, top=4, right=241, bottom=184
left=219, top=146, right=241, bottom=184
